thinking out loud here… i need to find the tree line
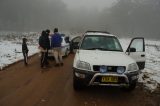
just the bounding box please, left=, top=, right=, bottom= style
left=0, top=0, right=160, bottom=39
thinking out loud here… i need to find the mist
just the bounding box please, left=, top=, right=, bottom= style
left=0, top=0, right=69, bottom=31
left=0, top=0, right=160, bottom=39
left=100, top=0, right=160, bottom=39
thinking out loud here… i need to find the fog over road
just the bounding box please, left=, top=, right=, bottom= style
left=0, top=54, right=159, bottom=106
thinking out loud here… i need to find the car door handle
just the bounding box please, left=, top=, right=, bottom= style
left=141, top=55, right=145, bottom=57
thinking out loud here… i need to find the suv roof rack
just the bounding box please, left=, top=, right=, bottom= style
left=85, top=31, right=110, bottom=34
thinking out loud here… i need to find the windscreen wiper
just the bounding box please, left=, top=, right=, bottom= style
left=85, top=48, right=108, bottom=51
left=84, top=48, right=122, bottom=51
left=109, top=49, right=122, bottom=52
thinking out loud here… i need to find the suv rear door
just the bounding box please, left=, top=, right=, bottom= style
left=126, top=37, right=145, bottom=70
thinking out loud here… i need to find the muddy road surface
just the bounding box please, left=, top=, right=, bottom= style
left=0, top=54, right=160, bottom=106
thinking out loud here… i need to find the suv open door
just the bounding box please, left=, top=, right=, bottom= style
left=70, top=36, right=82, bottom=53
left=126, top=37, right=145, bottom=70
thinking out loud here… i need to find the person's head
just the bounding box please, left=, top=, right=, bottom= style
left=41, top=30, right=46, bottom=36
left=23, top=38, right=27, bottom=43
left=54, top=28, right=58, bottom=33
left=46, top=29, right=50, bottom=35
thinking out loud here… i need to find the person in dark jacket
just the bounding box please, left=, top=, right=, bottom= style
left=39, top=30, right=50, bottom=68
left=45, top=29, right=51, bottom=65
left=51, top=28, right=63, bottom=66
left=22, top=38, right=29, bottom=66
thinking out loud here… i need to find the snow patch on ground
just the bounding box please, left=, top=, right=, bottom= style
left=0, top=32, right=39, bottom=70
left=0, top=41, right=38, bottom=70
left=139, top=69, right=160, bottom=92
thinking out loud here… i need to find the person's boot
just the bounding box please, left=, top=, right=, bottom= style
left=55, top=63, right=60, bottom=67
left=60, top=63, right=64, bottom=66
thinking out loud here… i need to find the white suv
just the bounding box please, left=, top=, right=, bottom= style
left=73, top=31, right=145, bottom=91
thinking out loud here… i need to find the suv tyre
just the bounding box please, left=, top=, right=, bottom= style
left=73, top=74, right=85, bottom=91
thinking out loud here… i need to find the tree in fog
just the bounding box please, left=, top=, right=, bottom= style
left=0, top=0, right=69, bottom=31
left=0, top=0, right=160, bottom=39
left=100, top=0, right=160, bottom=39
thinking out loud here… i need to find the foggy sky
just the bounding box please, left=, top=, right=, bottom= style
left=62, top=0, right=117, bottom=11
left=0, top=0, right=160, bottom=39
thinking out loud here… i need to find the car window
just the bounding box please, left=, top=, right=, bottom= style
left=80, top=35, right=123, bottom=51
left=130, top=39, right=144, bottom=52
left=61, top=37, right=65, bottom=43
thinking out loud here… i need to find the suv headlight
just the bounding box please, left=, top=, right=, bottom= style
left=128, top=63, right=139, bottom=71
left=76, top=61, right=91, bottom=70
left=117, top=66, right=125, bottom=74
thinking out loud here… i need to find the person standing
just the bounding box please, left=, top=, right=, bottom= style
left=51, top=28, right=63, bottom=67
left=45, top=29, right=51, bottom=66
left=39, top=31, right=49, bottom=69
left=22, top=38, right=29, bottom=66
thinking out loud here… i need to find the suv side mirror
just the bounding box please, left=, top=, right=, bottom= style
left=129, top=48, right=136, bottom=52
left=73, top=42, right=79, bottom=49
left=70, top=42, right=79, bottom=53
left=65, top=37, right=70, bottom=43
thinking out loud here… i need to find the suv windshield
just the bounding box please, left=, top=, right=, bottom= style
left=80, top=35, right=123, bottom=52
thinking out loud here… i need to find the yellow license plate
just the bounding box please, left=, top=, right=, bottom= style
left=101, top=76, right=118, bottom=83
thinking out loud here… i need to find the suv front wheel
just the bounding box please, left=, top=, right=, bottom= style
left=73, top=73, right=85, bottom=90
left=122, top=81, right=137, bottom=91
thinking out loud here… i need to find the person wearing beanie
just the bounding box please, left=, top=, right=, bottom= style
left=45, top=29, right=51, bottom=66
left=39, top=30, right=49, bottom=69
left=22, top=38, right=29, bottom=66
left=51, top=28, right=63, bottom=67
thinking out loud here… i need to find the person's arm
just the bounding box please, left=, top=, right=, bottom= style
left=39, top=37, right=41, bottom=46
left=51, top=36, right=53, bottom=48
left=26, top=44, right=29, bottom=51
left=47, top=37, right=50, bottom=49
left=22, top=43, right=28, bottom=52
left=60, top=35, right=62, bottom=43
left=39, top=36, right=45, bottom=49
left=22, top=43, right=24, bottom=51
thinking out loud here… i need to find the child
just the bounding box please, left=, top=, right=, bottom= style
left=22, top=38, right=29, bottom=66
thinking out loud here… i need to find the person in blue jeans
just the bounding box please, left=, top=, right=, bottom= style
left=51, top=28, right=63, bottom=67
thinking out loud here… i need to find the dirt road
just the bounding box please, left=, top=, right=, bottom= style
left=0, top=54, right=160, bottom=106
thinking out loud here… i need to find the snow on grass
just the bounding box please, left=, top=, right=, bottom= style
left=0, top=41, right=38, bottom=70
left=0, top=32, right=39, bottom=70
left=139, top=69, right=160, bottom=92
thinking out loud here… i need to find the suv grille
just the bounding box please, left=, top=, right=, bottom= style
left=93, top=65, right=125, bottom=73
